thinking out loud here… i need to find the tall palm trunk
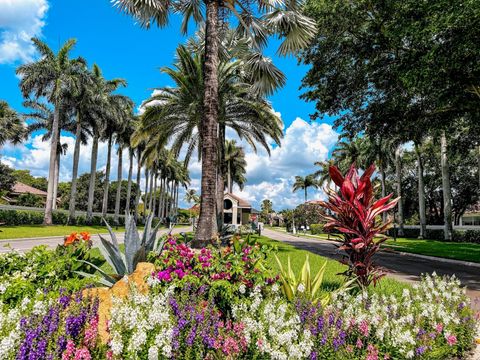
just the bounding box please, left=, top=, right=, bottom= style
left=52, top=150, right=60, bottom=211
left=101, top=134, right=113, bottom=217
left=148, top=171, right=154, bottom=212
left=125, top=148, right=134, bottom=215
left=143, top=167, right=149, bottom=221
left=304, top=188, right=307, bottom=202
left=216, top=124, right=226, bottom=229
left=152, top=175, right=158, bottom=216
left=87, top=133, right=99, bottom=223
left=44, top=106, right=60, bottom=225
left=477, top=145, right=480, bottom=189
left=440, top=131, right=453, bottom=240
left=414, top=142, right=427, bottom=239
left=114, top=146, right=123, bottom=226
left=160, top=177, right=166, bottom=221
left=395, top=146, right=405, bottom=236
left=194, top=0, right=220, bottom=246
left=157, top=176, right=164, bottom=218
left=68, top=118, right=82, bottom=224
left=133, top=149, right=142, bottom=221
left=227, top=161, right=232, bottom=193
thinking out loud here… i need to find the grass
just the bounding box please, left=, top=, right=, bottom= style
left=384, top=238, right=480, bottom=263
left=0, top=224, right=132, bottom=240
left=254, top=234, right=408, bottom=297
left=267, top=227, right=480, bottom=264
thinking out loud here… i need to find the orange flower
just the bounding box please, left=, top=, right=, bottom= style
left=64, top=232, right=78, bottom=246
left=80, top=232, right=91, bottom=241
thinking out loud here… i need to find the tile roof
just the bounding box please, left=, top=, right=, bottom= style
left=11, top=182, right=48, bottom=197
left=225, top=192, right=251, bottom=208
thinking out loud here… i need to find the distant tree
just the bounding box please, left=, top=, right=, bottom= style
left=294, top=203, right=325, bottom=227
left=0, top=162, right=16, bottom=195
left=292, top=175, right=318, bottom=202
left=12, top=170, right=48, bottom=191
left=0, top=100, right=25, bottom=148
left=261, top=199, right=273, bottom=215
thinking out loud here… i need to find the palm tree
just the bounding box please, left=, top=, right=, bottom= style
left=394, top=144, right=405, bottom=236
left=332, top=136, right=365, bottom=172
left=414, top=140, right=427, bottom=239
left=0, top=100, right=25, bottom=148
left=292, top=175, right=318, bottom=202
left=83, top=64, right=128, bottom=223
left=114, top=0, right=316, bottom=245
left=17, top=38, right=86, bottom=224
left=311, top=159, right=335, bottom=188
left=224, top=139, right=247, bottom=193
left=185, top=189, right=200, bottom=205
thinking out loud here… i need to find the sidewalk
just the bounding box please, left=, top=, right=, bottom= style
left=0, top=226, right=191, bottom=253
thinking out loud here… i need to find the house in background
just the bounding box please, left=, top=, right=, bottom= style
left=460, top=202, right=480, bottom=226
left=1, top=182, right=60, bottom=207
left=223, top=193, right=258, bottom=227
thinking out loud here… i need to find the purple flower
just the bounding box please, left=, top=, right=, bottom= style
left=416, top=345, right=427, bottom=355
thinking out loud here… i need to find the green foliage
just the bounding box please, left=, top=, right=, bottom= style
left=294, top=202, right=325, bottom=227
left=79, top=215, right=162, bottom=286
left=310, top=223, right=323, bottom=235
left=0, top=162, right=16, bottom=194
left=16, top=193, right=44, bottom=207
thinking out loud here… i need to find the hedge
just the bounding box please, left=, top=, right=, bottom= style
left=0, top=209, right=125, bottom=226
left=310, top=223, right=324, bottom=235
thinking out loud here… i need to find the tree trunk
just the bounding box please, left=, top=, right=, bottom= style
left=415, top=142, right=427, bottom=239
left=194, top=0, right=220, bottom=246
left=216, top=124, right=225, bottom=230
left=143, top=167, right=149, bottom=221
left=52, top=148, right=60, bottom=211
left=101, top=134, right=113, bottom=217
left=125, top=148, right=134, bottom=215
left=157, top=176, right=164, bottom=218
left=87, top=133, right=99, bottom=224
left=394, top=145, right=405, bottom=236
left=152, top=175, right=158, bottom=216
left=114, top=146, right=123, bottom=226
left=160, top=177, right=166, bottom=221
left=44, top=106, right=60, bottom=225
left=227, top=161, right=232, bottom=193
left=134, top=149, right=142, bottom=222
left=478, top=145, right=480, bottom=189
left=305, top=188, right=307, bottom=202
left=440, top=131, right=453, bottom=241
left=68, top=118, right=82, bottom=224
left=147, top=171, right=154, bottom=213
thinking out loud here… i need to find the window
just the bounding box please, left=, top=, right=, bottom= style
left=224, top=199, right=233, bottom=210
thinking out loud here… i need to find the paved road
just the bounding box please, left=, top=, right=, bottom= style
left=0, top=226, right=192, bottom=253
left=262, top=228, right=480, bottom=307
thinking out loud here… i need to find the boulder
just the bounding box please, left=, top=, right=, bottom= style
left=82, top=262, right=156, bottom=343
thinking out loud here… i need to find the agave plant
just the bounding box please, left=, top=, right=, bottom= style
left=274, top=254, right=350, bottom=306
left=319, top=164, right=399, bottom=288
left=77, top=214, right=164, bottom=287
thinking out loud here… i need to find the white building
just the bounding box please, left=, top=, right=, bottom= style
left=223, top=193, right=257, bottom=227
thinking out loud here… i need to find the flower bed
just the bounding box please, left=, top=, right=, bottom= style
left=0, top=234, right=478, bottom=360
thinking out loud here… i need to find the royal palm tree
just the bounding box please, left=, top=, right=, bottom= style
left=185, top=188, right=200, bottom=205
left=0, top=100, right=25, bottom=148
left=224, top=139, right=247, bottom=193
left=114, top=0, right=316, bottom=245
left=83, top=65, right=128, bottom=222
left=292, top=175, right=318, bottom=202
left=17, top=38, right=86, bottom=224
left=332, top=136, right=365, bottom=172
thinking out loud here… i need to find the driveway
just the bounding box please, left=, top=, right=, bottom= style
left=0, top=226, right=192, bottom=253
left=262, top=228, right=480, bottom=308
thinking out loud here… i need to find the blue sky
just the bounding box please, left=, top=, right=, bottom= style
left=0, top=0, right=339, bottom=210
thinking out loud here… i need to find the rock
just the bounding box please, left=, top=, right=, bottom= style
left=82, top=262, right=156, bottom=344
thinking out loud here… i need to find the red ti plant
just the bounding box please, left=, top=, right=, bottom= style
left=319, top=164, right=399, bottom=288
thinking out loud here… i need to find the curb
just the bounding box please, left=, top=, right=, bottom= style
left=265, top=229, right=480, bottom=269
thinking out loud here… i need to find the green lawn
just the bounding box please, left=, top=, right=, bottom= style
left=255, top=235, right=408, bottom=297
left=384, top=238, right=480, bottom=263
left=0, top=224, right=130, bottom=240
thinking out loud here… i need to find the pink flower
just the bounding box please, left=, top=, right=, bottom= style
left=446, top=333, right=457, bottom=346
left=359, top=320, right=369, bottom=337
left=435, top=323, right=443, bottom=333
left=222, top=336, right=240, bottom=355
left=62, top=340, right=76, bottom=360
left=106, top=351, right=113, bottom=360
left=366, top=344, right=379, bottom=360
left=84, top=315, right=99, bottom=348
left=356, top=338, right=363, bottom=349
left=74, top=347, right=92, bottom=360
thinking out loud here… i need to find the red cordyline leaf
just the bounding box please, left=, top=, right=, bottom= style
left=329, top=166, right=344, bottom=187
left=361, top=164, right=376, bottom=182
left=341, top=179, right=355, bottom=201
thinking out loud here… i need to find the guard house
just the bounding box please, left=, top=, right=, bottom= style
left=223, top=193, right=253, bottom=227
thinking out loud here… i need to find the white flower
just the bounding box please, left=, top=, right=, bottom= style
left=297, top=283, right=305, bottom=293
left=239, top=284, right=246, bottom=294
left=148, top=346, right=159, bottom=360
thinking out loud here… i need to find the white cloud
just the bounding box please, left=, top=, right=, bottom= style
left=2, top=115, right=338, bottom=211
left=0, top=0, right=49, bottom=64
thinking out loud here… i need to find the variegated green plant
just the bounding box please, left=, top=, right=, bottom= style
left=77, top=214, right=165, bottom=287
left=274, top=254, right=353, bottom=306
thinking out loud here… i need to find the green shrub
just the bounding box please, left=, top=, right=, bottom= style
left=310, top=223, right=323, bottom=235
